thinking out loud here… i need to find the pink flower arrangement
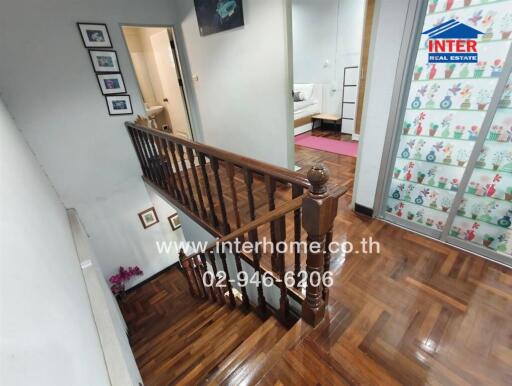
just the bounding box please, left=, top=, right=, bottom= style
left=109, top=266, right=143, bottom=296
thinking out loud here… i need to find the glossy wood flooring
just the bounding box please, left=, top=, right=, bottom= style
left=124, top=136, right=512, bottom=385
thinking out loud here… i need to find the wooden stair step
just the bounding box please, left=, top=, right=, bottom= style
left=202, top=315, right=297, bottom=385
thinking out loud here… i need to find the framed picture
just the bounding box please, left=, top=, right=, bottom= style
left=138, top=207, right=159, bottom=229
left=97, top=73, right=126, bottom=95
left=105, top=95, right=133, bottom=115
left=194, top=0, right=244, bottom=36
left=77, top=23, right=112, bottom=48
left=89, top=50, right=119, bottom=73
left=168, top=213, right=181, bottom=231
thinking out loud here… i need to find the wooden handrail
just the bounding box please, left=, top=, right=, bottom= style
left=126, top=122, right=310, bottom=188
left=182, top=194, right=305, bottom=261
left=125, top=121, right=345, bottom=327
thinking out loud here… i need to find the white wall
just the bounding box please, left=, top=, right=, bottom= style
left=292, top=0, right=365, bottom=123
left=173, top=0, right=294, bottom=169
left=0, top=0, right=187, bottom=286
left=0, top=98, right=110, bottom=386
left=353, top=0, right=414, bottom=209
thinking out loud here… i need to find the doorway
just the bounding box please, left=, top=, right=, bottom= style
left=121, top=25, right=193, bottom=139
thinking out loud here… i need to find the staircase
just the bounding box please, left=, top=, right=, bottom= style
left=122, top=267, right=292, bottom=386
left=124, top=121, right=346, bottom=385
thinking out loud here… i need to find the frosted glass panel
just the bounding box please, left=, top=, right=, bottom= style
left=450, top=73, right=512, bottom=257
left=386, top=0, right=512, bottom=232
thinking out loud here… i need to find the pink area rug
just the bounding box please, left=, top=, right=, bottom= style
left=295, top=133, right=358, bottom=157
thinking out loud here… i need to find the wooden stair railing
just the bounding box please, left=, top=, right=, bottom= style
left=125, top=122, right=345, bottom=326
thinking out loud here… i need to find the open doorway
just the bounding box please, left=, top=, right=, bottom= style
left=121, top=25, right=193, bottom=139
left=291, top=0, right=374, bottom=160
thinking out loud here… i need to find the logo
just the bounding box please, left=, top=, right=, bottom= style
left=422, top=19, right=483, bottom=63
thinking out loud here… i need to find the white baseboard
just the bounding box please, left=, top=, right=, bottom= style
left=351, top=133, right=360, bottom=141
left=294, top=123, right=312, bottom=136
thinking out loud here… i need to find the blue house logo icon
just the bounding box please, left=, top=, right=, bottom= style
left=422, top=19, right=483, bottom=63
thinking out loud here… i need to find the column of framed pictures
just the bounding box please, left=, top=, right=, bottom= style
left=78, top=22, right=133, bottom=115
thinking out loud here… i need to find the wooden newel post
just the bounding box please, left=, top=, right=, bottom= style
left=179, top=248, right=196, bottom=297
left=301, top=164, right=338, bottom=326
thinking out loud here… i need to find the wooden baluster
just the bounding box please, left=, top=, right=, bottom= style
left=302, top=164, right=338, bottom=326
left=211, top=157, right=231, bottom=234
left=198, top=153, right=219, bottom=228
left=200, top=253, right=216, bottom=302
left=133, top=130, right=152, bottom=178
left=248, top=226, right=267, bottom=317
left=159, top=138, right=179, bottom=200
left=232, top=241, right=250, bottom=311
left=179, top=249, right=197, bottom=297
left=275, top=215, right=289, bottom=324
left=187, top=148, right=207, bottom=220
left=194, top=256, right=208, bottom=299
left=226, top=163, right=242, bottom=231
left=138, top=131, right=158, bottom=183
left=244, top=169, right=257, bottom=222
left=127, top=127, right=149, bottom=178
left=219, top=251, right=236, bottom=307
left=264, top=175, right=279, bottom=272
left=146, top=133, right=164, bottom=187
left=323, top=228, right=333, bottom=302
left=177, top=144, right=198, bottom=213
left=168, top=142, right=188, bottom=206
left=207, top=250, right=225, bottom=305
left=292, top=185, right=303, bottom=286
left=155, top=137, right=174, bottom=197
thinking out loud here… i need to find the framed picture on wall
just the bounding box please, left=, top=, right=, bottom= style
left=89, top=50, right=119, bottom=73
left=138, top=207, right=159, bottom=229
left=168, top=213, right=181, bottom=231
left=97, top=73, right=126, bottom=95
left=105, top=95, right=133, bottom=115
left=194, top=0, right=244, bottom=36
left=77, top=22, right=112, bottom=48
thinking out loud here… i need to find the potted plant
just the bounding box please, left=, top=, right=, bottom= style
left=450, top=226, right=462, bottom=237
left=427, top=166, right=437, bottom=185
left=438, top=176, right=448, bottom=189
left=442, top=143, right=454, bottom=164
left=426, top=218, right=434, bottom=226
left=429, top=191, right=439, bottom=208
left=460, top=85, right=473, bottom=109
left=440, top=114, right=453, bottom=138
left=488, top=125, right=501, bottom=141
left=490, top=59, right=503, bottom=77
left=393, top=167, right=401, bottom=178
left=403, top=121, right=412, bottom=135
left=476, top=146, right=489, bottom=168
left=386, top=205, right=393, bottom=213
left=457, top=199, right=467, bottom=216
left=109, top=266, right=144, bottom=298
left=428, top=0, right=438, bottom=14
left=468, top=181, right=479, bottom=194
left=407, top=211, right=415, bottom=220
left=505, top=187, right=512, bottom=201
left=471, top=203, right=482, bottom=219
left=403, top=184, right=415, bottom=201
left=464, top=0, right=472, bottom=6
left=435, top=220, right=445, bottom=230
left=426, top=84, right=440, bottom=108
left=456, top=149, right=469, bottom=166
left=468, top=125, right=479, bottom=140
left=417, top=171, right=426, bottom=183
left=474, top=62, right=487, bottom=78
left=499, top=83, right=512, bottom=108
left=453, top=125, right=465, bottom=139
left=459, top=64, right=470, bottom=78
left=416, top=209, right=425, bottom=223
left=445, top=63, right=456, bottom=79
left=441, top=197, right=451, bottom=212
left=450, top=178, right=459, bottom=191
left=500, top=13, right=512, bottom=39
left=445, top=0, right=454, bottom=10
left=483, top=234, right=494, bottom=247
left=481, top=12, right=496, bottom=41
left=413, top=65, right=423, bottom=80
left=492, top=151, right=508, bottom=170
left=429, top=123, right=439, bottom=136
left=477, top=89, right=491, bottom=110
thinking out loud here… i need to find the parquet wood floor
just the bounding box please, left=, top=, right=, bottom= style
left=124, top=143, right=512, bottom=385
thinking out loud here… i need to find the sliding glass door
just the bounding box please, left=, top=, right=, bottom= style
left=381, top=0, right=512, bottom=264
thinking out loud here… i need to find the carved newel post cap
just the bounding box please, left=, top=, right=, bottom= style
left=307, top=163, right=329, bottom=196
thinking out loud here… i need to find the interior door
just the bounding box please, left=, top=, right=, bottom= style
left=383, top=0, right=512, bottom=241
left=150, top=29, right=192, bottom=139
